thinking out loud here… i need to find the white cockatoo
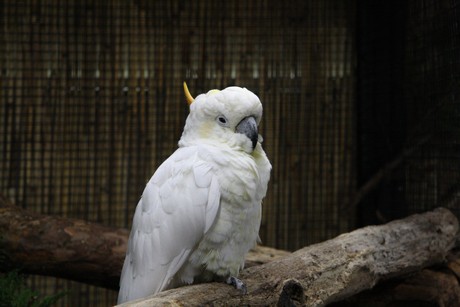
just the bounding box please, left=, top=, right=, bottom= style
left=117, top=83, right=271, bottom=304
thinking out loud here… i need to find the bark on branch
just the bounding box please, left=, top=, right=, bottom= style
left=0, top=194, right=458, bottom=306
left=0, top=194, right=287, bottom=289
left=0, top=194, right=129, bottom=289
left=117, top=208, right=458, bottom=306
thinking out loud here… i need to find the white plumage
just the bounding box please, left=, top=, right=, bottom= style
left=117, top=85, right=271, bottom=304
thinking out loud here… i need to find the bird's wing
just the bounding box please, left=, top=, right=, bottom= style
left=118, top=146, right=221, bottom=303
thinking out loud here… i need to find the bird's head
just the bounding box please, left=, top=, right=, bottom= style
left=179, top=82, right=264, bottom=154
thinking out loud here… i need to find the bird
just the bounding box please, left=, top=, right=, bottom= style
left=117, top=82, right=271, bottom=304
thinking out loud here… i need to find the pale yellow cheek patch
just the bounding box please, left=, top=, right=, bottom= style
left=199, top=121, right=214, bottom=138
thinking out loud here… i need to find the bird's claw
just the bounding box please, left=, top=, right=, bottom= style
left=226, top=276, right=247, bottom=295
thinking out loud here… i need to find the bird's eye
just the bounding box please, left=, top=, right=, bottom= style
left=217, top=115, right=228, bottom=126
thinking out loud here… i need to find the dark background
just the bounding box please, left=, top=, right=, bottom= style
left=1, top=0, right=459, bottom=305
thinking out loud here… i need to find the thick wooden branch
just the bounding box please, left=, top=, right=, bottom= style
left=0, top=194, right=129, bottom=289
left=117, top=208, right=458, bottom=306
left=0, top=194, right=288, bottom=289
left=1, top=194, right=458, bottom=306
left=336, top=259, right=460, bottom=306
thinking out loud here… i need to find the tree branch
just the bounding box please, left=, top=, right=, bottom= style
left=0, top=194, right=129, bottom=289
left=0, top=194, right=288, bottom=290
left=1, top=194, right=458, bottom=306
left=117, top=208, right=458, bottom=306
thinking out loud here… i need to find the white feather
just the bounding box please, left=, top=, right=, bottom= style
left=118, top=147, right=220, bottom=303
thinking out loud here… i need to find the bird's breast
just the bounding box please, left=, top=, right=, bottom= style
left=186, top=149, right=263, bottom=279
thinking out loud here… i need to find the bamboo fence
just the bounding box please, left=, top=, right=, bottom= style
left=1, top=0, right=358, bottom=305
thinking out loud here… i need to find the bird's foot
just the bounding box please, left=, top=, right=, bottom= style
left=226, top=276, right=247, bottom=295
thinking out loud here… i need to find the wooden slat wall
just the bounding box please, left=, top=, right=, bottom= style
left=0, top=1, right=356, bottom=305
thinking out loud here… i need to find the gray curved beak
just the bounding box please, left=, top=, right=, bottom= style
left=236, top=116, right=258, bottom=150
